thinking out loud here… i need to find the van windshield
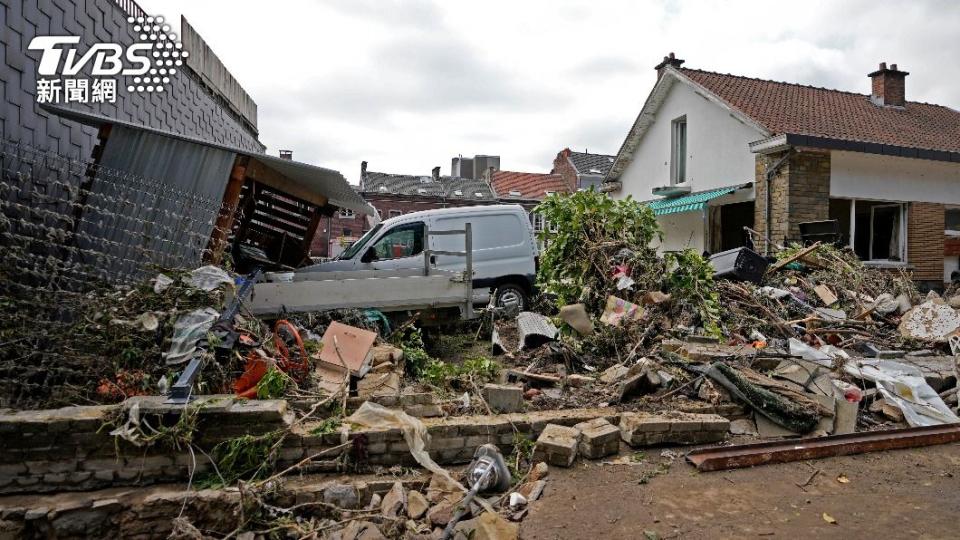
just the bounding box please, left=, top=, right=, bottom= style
left=337, top=223, right=383, bottom=260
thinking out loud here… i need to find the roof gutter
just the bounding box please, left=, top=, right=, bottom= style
left=751, top=133, right=960, bottom=163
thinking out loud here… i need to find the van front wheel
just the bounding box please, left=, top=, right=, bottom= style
left=494, top=284, right=527, bottom=311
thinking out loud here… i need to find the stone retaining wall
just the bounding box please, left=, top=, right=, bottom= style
left=0, top=395, right=617, bottom=496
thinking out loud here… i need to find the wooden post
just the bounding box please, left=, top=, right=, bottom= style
left=205, top=155, right=249, bottom=264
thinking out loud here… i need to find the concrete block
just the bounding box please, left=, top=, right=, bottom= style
left=620, top=412, right=729, bottom=447
left=574, top=418, right=620, bottom=459
left=532, top=424, right=580, bottom=467
left=481, top=384, right=524, bottom=413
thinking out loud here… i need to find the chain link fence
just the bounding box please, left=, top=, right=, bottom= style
left=0, top=139, right=237, bottom=408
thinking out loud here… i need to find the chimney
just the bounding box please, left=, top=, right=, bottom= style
left=432, top=166, right=440, bottom=183
left=868, top=62, right=908, bottom=107
left=360, top=161, right=367, bottom=189
left=654, top=52, right=685, bottom=80
left=279, top=149, right=292, bottom=160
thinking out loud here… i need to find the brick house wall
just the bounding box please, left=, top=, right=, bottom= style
left=907, top=202, right=945, bottom=284
left=551, top=149, right=579, bottom=191
left=0, top=0, right=262, bottom=159
left=753, top=150, right=831, bottom=250
left=945, top=236, right=960, bottom=257
left=310, top=194, right=524, bottom=257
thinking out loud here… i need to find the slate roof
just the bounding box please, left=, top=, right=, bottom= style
left=680, top=68, right=960, bottom=153
left=361, top=171, right=497, bottom=200
left=568, top=151, right=616, bottom=176
left=490, top=171, right=570, bottom=200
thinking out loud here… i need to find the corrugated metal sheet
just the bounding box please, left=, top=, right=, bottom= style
left=76, top=124, right=234, bottom=276
left=44, top=105, right=375, bottom=216
left=647, top=186, right=739, bottom=216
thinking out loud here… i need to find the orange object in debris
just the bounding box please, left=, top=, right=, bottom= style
left=234, top=353, right=269, bottom=398
left=274, top=319, right=309, bottom=380
left=752, top=340, right=767, bottom=349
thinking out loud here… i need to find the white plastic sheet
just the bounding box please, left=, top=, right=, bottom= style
left=844, top=359, right=960, bottom=427
left=345, top=402, right=493, bottom=510
left=164, top=307, right=219, bottom=365
left=183, top=265, right=233, bottom=291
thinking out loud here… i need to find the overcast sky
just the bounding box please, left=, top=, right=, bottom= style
left=141, top=0, right=960, bottom=184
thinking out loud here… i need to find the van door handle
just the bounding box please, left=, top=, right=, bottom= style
left=430, top=255, right=436, bottom=264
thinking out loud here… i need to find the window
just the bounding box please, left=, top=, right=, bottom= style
left=342, top=228, right=351, bottom=237
left=947, top=207, right=960, bottom=236
left=388, top=210, right=403, bottom=218
left=531, top=212, right=546, bottom=233
left=509, top=190, right=522, bottom=197
left=339, top=208, right=355, bottom=219
left=370, top=222, right=425, bottom=260
left=671, top=115, right=687, bottom=185
left=830, top=199, right=906, bottom=262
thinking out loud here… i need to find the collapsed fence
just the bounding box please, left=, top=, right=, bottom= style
left=0, top=138, right=232, bottom=290
left=0, top=139, right=239, bottom=408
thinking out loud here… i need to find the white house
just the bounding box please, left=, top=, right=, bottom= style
left=603, top=53, right=960, bottom=287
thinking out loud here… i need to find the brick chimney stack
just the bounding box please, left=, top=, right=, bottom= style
left=432, top=166, right=440, bottom=183
left=360, top=161, right=367, bottom=189
left=868, top=62, right=908, bottom=107
left=654, top=52, right=685, bottom=80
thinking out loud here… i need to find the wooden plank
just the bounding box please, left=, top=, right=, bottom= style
left=767, top=242, right=821, bottom=273
left=204, top=155, right=248, bottom=264
left=250, top=209, right=308, bottom=232
left=245, top=159, right=329, bottom=208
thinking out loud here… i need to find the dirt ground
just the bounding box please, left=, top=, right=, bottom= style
left=521, top=442, right=960, bottom=539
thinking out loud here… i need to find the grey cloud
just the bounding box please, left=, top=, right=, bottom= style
left=320, top=0, right=443, bottom=30
left=568, top=56, right=640, bottom=79
left=260, top=33, right=570, bottom=124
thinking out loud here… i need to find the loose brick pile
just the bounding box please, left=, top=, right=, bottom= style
left=619, top=412, right=730, bottom=447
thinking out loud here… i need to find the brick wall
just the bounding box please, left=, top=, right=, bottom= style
left=0, top=0, right=262, bottom=159
left=753, top=150, right=830, bottom=251
left=907, top=202, right=945, bottom=283
left=552, top=149, right=579, bottom=191
left=0, top=396, right=616, bottom=496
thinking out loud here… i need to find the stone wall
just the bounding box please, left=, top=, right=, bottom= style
left=0, top=396, right=617, bottom=496
left=754, top=150, right=832, bottom=252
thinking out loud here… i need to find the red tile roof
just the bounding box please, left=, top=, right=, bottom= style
left=680, top=68, right=960, bottom=153
left=491, top=170, right=570, bottom=200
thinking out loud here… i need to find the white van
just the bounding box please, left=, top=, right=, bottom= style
left=299, top=205, right=539, bottom=309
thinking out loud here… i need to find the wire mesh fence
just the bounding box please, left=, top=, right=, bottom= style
left=0, top=138, right=234, bottom=292
left=0, top=139, right=238, bottom=408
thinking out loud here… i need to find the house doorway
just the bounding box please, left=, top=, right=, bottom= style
left=709, top=201, right=755, bottom=253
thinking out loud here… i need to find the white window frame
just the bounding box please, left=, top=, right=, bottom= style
left=847, top=199, right=908, bottom=266
left=388, top=209, right=403, bottom=218
left=670, top=115, right=687, bottom=185
left=339, top=208, right=355, bottom=219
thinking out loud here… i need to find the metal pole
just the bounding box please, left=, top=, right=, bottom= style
left=464, top=222, right=473, bottom=319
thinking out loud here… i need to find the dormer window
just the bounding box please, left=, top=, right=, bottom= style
left=474, top=192, right=483, bottom=198
left=509, top=190, right=522, bottom=197
left=420, top=177, right=432, bottom=184
left=378, top=185, right=388, bottom=192
left=417, top=188, right=427, bottom=194
left=671, top=115, right=687, bottom=185
left=454, top=189, right=463, bottom=196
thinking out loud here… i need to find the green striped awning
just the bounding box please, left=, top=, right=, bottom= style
left=646, top=186, right=739, bottom=216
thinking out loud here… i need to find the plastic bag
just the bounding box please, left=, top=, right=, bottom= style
left=183, top=265, right=233, bottom=291
left=153, top=273, right=174, bottom=293
left=844, top=359, right=960, bottom=426
left=345, top=402, right=491, bottom=509
left=164, top=307, right=219, bottom=365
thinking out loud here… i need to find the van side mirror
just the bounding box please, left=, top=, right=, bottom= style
left=361, top=247, right=377, bottom=263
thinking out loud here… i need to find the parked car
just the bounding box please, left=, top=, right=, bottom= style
left=298, top=204, right=539, bottom=309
